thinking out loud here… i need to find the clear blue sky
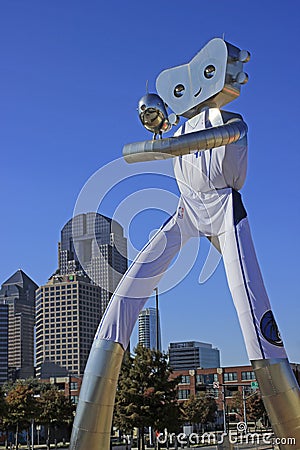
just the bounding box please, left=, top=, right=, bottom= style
left=1, top=1, right=299, bottom=366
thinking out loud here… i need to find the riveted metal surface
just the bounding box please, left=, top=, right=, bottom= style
left=78, top=373, right=117, bottom=405
left=70, top=429, right=110, bottom=450
left=83, top=338, right=124, bottom=379
left=69, top=340, right=124, bottom=450
left=73, top=400, right=114, bottom=431
left=253, top=358, right=299, bottom=395
left=252, top=358, right=300, bottom=449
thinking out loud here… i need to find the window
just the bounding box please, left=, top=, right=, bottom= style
left=196, top=374, right=217, bottom=385
left=180, top=375, right=190, bottom=384
left=70, top=395, right=79, bottom=404
left=70, top=381, right=78, bottom=390
left=223, top=372, right=237, bottom=382
left=207, top=388, right=219, bottom=398
left=225, top=386, right=238, bottom=397
left=241, top=371, right=255, bottom=380
left=178, top=389, right=190, bottom=400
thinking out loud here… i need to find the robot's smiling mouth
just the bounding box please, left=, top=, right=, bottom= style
left=194, top=87, right=202, bottom=97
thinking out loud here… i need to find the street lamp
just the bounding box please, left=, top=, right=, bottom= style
left=154, top=287, right=159, bottom=351
left=242, top=386, right=247, bottom=427
left=36, top=425, right=41, bottom=447
left=31, top=420, right=34, bottom=450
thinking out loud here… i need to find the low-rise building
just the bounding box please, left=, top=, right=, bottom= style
left=169, top=341, right=220, bottom=370
left=172, top=363, right=300, bottom=424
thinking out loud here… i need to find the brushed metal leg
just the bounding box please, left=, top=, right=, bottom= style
left=69, top=339, right=124, bottom=450
left=252, top=358, right=300, bottom=449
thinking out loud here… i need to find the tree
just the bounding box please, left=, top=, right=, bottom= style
left=38, top=385, right=74, bottom=449
left=114, top=350, right=133, bottom=435
left=230, top=391, right=243, bottom=421
left=4, top=382, right=37, bottom=450
left=1, top=379, right=75, bottom=448
left=0, top=387, right=7, bottom=431
left=246, top=391, right=267, bottom=424
left=114, top=345, right=181, bottom=450
left=182, top=392, right=217, bottom=431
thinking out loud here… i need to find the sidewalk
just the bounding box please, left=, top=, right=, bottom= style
left=0, top=444, right=279, bottom=450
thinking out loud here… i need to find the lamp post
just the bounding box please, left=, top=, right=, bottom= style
left=151, top=287, right=160, bottom=450
left=222, top=385, right=227, bottom=434
left=36, top=425, right=41, bottom=447
left=154, top=287, right=159, bottom=351
left=31, top=420, right=34, bottom=450
left=242, top=386, right=247, bottom=427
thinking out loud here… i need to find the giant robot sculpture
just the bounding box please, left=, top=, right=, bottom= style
left=69, top=39, right=300, bottom=449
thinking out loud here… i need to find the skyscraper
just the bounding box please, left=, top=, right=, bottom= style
left=138, top=307, right=161, bottom=351
left=0, top=303, right=8, bottom=385
left=0, top=270, right=37, bottom=381
left=36, top=212, right=128, bottom=377
left=168, top=341, right=220, bottom=370
left=58, top=212, right=127, bottom=316
left=36, top=272, right=102, bottom=377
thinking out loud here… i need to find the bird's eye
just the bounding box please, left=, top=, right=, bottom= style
left=140, top=104, right=146, bottom=111
left=174, top=84, right=185, bottom=98
left=204, top=65, right=216, bottom=79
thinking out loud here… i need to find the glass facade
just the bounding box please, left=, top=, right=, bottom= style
left=138, top=307, right=161, bottom=351
left=0, top=270, right=37, bottom=382
left=169, top=341, right=220, bottom=370
left=59, top=213, right=127, bottom=316
left=36, top=273, right=102, bottom=377
left=36, top=213, right=127, bottom=378
left=0, top=304, right=8, bottom=385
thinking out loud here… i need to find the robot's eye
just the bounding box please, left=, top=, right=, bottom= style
left=174, top=84, right=185, bottom=98
left=204, top=65, right=216, bottom=79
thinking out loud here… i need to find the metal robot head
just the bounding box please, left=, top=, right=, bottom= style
left=138, top=93, right=172, bottom=137
left=156, top=38, right=250, bottom=119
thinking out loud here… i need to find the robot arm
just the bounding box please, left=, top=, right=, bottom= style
left=123, top=116, right=248, bottom=163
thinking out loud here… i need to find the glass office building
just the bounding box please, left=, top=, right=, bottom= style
left=36, top=213, right=128, bottom=377
left=138, top=307, right=161, bottom=351
left=0, top=270, right=37, bottom=381
left=36, top=272, right=102, bottom=376
left=59, top=212, right=127, bottom=316
left=169, top=341, right=220, bottom=370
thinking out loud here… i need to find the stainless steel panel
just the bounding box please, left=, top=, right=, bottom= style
left=252, top=358, right=300, bottom=449
left=123, top=118, right=247, bottom=163
left=69, top=339, right=124, bottom=450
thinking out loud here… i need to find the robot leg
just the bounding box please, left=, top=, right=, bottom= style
left=220, top=213, right=300, bottom=447
left=69, top=215, right=188, bottom=450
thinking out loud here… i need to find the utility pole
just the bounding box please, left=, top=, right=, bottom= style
left=242, top=385, right=247, bottom=426
left=222, top=384, right=227, bottom=434
left=31, top=419, right=34, bottom=450
left=154, top=287, right=159, bottom=351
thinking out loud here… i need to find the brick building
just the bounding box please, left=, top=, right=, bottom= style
left=172, top=363, right=300, bottom=424
left=40, top=375, right=83, bottom=405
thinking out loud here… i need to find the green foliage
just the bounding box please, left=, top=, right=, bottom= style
left=0, top=387, right=7, bottom=430
left=246, top=391, right=266, bottom=422
left=1, top=379, right=74, bottom=433
left=230, top=391, right=243, bottom=418
left=38, top=385, right=74, bottom=426
left=4, top=382, right=36, bottom=429
left=182, top=392, right=217, bottom=426
left=114, top=344, right=181, bottom=434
